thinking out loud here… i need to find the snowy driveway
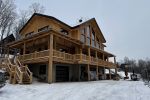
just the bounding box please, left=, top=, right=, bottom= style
left=0, top=80, right=150, bottom=100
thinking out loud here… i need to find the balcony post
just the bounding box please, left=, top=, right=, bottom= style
left=88, top=47, right=91, bottom=62
left=95, top=51, right=98, bottom=66
left=103, top=54, right=104, bottom=61
left=79, top=48, right=82, bottom=62
left=48, top=33, right=53, bottom=83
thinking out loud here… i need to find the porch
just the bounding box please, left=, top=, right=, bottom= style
left=18, top=49, right=116, bottom=68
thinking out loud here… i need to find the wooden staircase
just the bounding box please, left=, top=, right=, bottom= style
left=1, top=57, right=32, bottom=84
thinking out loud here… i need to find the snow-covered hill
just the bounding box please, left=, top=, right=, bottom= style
left=0, top=80, right=150, bottom=100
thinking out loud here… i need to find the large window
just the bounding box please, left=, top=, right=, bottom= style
left=96, top=37, right=100, bottom=49
left=80, top=28, right=86, bottom=43
left=38, top=25, right=49, bottom=32
left=80, top=26, right=102, bottom=49
left=92, top=29, right=96, bottom=47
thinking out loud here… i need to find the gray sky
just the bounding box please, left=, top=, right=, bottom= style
left=15, top=0, right=150, bottom=61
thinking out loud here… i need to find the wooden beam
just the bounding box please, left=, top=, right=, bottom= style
left=48, top=33, right=53, bottom=83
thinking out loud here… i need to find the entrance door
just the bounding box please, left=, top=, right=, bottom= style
left=56, top=66, right=69, bottom=82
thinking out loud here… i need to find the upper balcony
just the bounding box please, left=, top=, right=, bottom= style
left=18, top=49, right=116, bottom=68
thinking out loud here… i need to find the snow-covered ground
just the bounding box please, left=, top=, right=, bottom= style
left=0, top=80, right=150, bottom=100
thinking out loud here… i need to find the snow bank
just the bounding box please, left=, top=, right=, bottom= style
left=0, top=80, right=150, bottom=100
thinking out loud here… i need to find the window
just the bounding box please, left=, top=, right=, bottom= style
left=92, top=29, right=95, bottom=40
left=81, top=34, right=85, bottom=43
left=96, top=42, right=99, bottom=49
left=91, top=29, right=96, bottom=47
left=60, top=28, right=69, bottom=35
left=39, top=65, right=46, bottom=75
left=38, top=26, right=49, bottom=32
left=80, top=28, right=86, bottom=43
left=87, top=37, right=90, bottom=45
left=86, top=26, right=90, bottom=37
left=25, top=31, right=34, bottom=37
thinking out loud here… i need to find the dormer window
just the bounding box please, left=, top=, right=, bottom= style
left=60, top=28, right=69, bottom=35
left=38, top=25, right=49, bottom=32
left=25, top=31, right=34, bottom=37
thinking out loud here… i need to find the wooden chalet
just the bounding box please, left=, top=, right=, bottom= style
left=6, top=13, right=117, bottom=84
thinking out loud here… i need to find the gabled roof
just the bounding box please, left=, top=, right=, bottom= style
left=72, top=18, right=106, bottom=43
left=19, top=13, right=72, bottom=33
left=0, top=34, right=15, bottom=45
left=19, top=13, right=106, bottom=43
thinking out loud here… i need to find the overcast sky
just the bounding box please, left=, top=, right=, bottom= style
left=15, top=0, right=150, bottom=61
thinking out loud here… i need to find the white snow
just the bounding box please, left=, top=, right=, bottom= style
left=0, top=80, right=150, bottom=100
left=0, top=69, right=5, bottom=73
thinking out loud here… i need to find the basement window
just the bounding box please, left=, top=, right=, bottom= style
left=38, top=26, right=49, bottom=32
left=60, top=28, right=69, bottom=35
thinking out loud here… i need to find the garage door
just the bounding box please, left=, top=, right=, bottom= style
left=56, top=66, right=69, bottom=82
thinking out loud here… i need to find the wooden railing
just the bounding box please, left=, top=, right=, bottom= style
left=19, top=50, right=49, bottom=61
left=18, top=49, right=116, bottom=68
left=15, top=57, right=33, bottom=84
left=15, top=65, right=23, bottom=83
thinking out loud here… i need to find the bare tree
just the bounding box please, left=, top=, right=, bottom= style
left=0, top=0, right=16, bottom=57
left=29, top=2, right=44, bottom=14
left=14, top=2, right=45, bottom=40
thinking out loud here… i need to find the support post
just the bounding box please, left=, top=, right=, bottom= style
left=96, top=65, right=99, bottom=80
left=48, top=33, right=53, bottom=83
left=109, top=68, right=111, bottom=80
left=87, top=64, right=90, bottom=81
left=104, top=67, right=106, bottom=80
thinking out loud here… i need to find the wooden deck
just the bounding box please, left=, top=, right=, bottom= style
left=18, top=49, right=116, bottom=68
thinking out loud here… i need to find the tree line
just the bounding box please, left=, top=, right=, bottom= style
left=0, top=0, right=45, bottom=57
left=119, top=57, right=150, bottom=81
